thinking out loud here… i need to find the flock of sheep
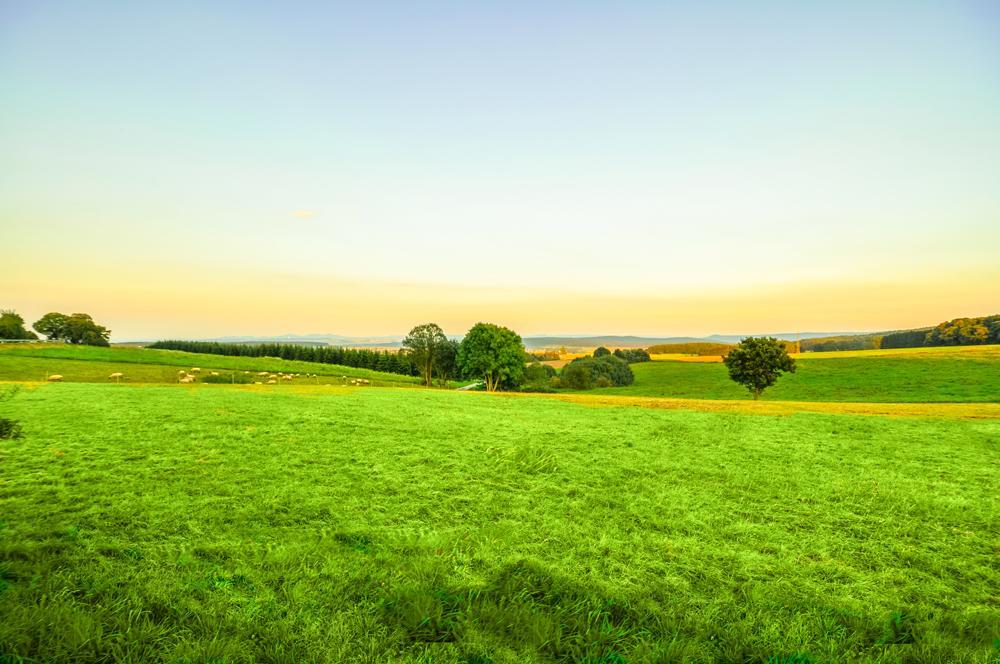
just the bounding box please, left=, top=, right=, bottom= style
left=43, top=368, right=374, bottom=386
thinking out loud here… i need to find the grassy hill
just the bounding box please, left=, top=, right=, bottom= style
left=0, top=343, right=422, bottom=387
left=1, top=382, right=997, bottom=662
left=595, top=345, right=1000, bottom=403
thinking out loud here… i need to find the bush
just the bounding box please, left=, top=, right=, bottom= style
left=560, top=355, right=634, bottom=390
left=613, top=348, right=651, bottom=363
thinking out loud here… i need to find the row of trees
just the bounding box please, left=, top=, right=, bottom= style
left=402, top=322, right=526, bottom=391
left=0, top=310, right=111, bottom=346
left=149, top=340, right=422, bottom=377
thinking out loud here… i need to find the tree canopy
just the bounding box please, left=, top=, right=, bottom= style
left=402, top=323, right=449, bottom=386
left=0, top=310, right=37, bottom=340
left=457, top=323, right=525, bottom=391
left=722, top=337, right=796, bottom=399
left=33, top=312, right=111, bottom=346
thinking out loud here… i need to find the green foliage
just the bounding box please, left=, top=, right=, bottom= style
left=880, top=328, right=931, bottom=349
left=402, top=323, right=449, bottom=386
left=0, top=310, right=37, bottom=340
left=434, top=339, right=461, bottom=386
left=723, top=337, right=796, bottom=399
left=612, top=348, right=651, bottom=363
left=799, top=335, right=882, bottom=352
left=522, top=361, right=557, bottom=391
left=593, top=346, right=611, bottom=357
left=457, top=323, right=525, bottom=391
left=149, top=340, right=418, bottom=377
left=561, top=355, right=634, bottom=390
left=527, top=350, right=561, bottom=361
left=926, top=315, right=1000, bottom=346
left=0, top=383, right=996, bottom=661
left=32, top=312, right=110, bottom=346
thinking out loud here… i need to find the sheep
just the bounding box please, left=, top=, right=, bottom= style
left=210, top=371, right=219, bottom=376
left=108, top=372, right=124, bottom=383
left=190, top=367, right=201, bottom=373
left=282, top=374, right=293, bottom=381
left=266, top=379, right=277, bottom=384
left=178, top=369, right=187, bottom=375
left=47, top=374, right=63, bottom=382
left=258, top=371, right=269, bottom=376
left=179, top=375, right=195, bottom=384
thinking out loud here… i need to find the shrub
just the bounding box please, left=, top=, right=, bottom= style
left=560, top=355, right=634, bottom=390
left=593, top=346, right=611, bottom=357
left=613, top=348, right=651, bottom=363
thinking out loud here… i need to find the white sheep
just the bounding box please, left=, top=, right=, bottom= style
left=108, top=372, right=124, bottom=383
left=47, top=374, right=63, bottom=382
left=179, top=375, right=195, bottom=384
left=210, top=371, right=219, bottom=376
left=190, top=367, right=201, bottom=373
left=266, top=379, right=277, bottom=384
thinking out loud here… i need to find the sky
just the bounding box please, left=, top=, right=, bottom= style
left=2, top=1, right=998, bottom=340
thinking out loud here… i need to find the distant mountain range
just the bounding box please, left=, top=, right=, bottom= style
left=188, top=331, right=862, bottom=350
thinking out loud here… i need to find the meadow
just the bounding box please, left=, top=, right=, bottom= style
left=0, top=345, right=998, bottom=662
left=595, top=346, right=1000, bottom=403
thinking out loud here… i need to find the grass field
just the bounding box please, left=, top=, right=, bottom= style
left=1, top=382, right=998, bottom=663
left=595, top=346, right=1000, bottom=403
left=1, top=344, right=998, bottom=661
left=0, top=343, right=422, bottom=387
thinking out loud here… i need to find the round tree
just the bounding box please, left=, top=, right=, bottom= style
left=457, top=323, right=525, bottom=391
left=722, top=336, right=796, bottom=400
left=402, top=323, right=448, bottom=387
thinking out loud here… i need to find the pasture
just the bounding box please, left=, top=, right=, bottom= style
left=0, top=345, right=998, bottom=662
left=595, top=345, right=1000, bottom=403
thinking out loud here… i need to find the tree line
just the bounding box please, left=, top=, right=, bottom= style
left=0, top=310, right=111, bottom=346
left=148, top=340, right=422, bottom=377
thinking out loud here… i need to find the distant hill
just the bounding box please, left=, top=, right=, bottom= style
left=523, top=332, right=855, bottom=349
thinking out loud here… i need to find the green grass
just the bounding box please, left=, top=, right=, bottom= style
left=0, top=343, right=422, bottom=387
left=595, top=349, right=1000, bottom=402
left=1, top=383, right=997, bottom=662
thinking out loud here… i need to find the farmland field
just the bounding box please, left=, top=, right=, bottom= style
left=0, top=346, right=998, bottom=662
left=595, top=345, right=1000, bottom=403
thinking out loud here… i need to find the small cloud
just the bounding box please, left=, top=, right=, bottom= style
left=292, top=210, right=317, bottom=219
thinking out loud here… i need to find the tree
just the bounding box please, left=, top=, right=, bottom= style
left=33, top=312, right=70, bottom=340
left=457, top=322, right=525, bottom=391
left=722, top=337, right=796, bottom=400
left=0, top=310, right=37, bottom=340
left=434, top=339, right=460, bottom=386
left=32, top=312, right=110, bottom=346
left=402, top=323, right=448, bottom=386
left=560, top=355, right=634, bottom=390
left=593, top=346, right=611, bottom=357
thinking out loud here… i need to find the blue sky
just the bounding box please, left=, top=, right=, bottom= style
left=3, top=1, right=998, bottom=338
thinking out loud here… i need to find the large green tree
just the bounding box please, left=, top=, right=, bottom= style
left=723, top=337, right=796, bottom=400
left=457, top=322, right=525, bottom=392
left=0, top=310, right=37, bottom=340
left=402, top=323, right=449, bottom=387
left=33, top=312, right=110, bottom=346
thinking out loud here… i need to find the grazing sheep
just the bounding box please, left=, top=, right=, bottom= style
left=282, top=375, right=292, bottom=381
left=108, top=372, right=124, bottom=383
left=266, top=379, right=277, bottom=384
left=190, top=368, right=201, bottom=373
left=178, top=369, right=187, bottom=375
left=210, top=371, right=219, bottom=376
left=47, top=374, right=63, bottom=382
left=258, top=371, right=269, bottom=376
left=179, top=376, right=195, bottom=384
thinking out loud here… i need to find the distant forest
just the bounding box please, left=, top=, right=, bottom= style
left=798, top=315, right=1000, bottom=352
left=148, top=340, right=419, bottom=376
